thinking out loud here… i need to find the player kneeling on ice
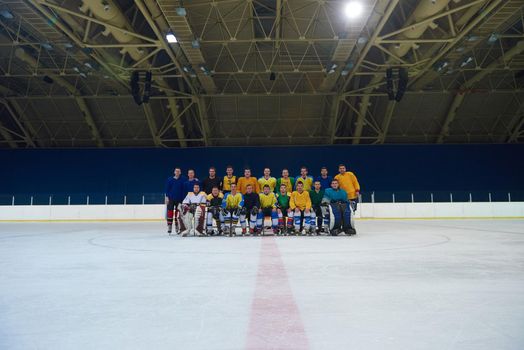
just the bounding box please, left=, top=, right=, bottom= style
left=321, top=179, right=356, bottom=236
left=222, top=183, right=244, bottom=236
left=258, top=185, right=279, bottom=235
left=180, top=183, right=207, bottom=236
left=290, top=182, right=313, bottom=235
left=206, top=186, right=225, bottom=235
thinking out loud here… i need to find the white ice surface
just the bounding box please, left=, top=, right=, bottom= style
left=0, top=220, right=523, bottom=350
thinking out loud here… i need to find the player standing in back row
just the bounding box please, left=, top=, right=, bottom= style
left=202, top=167, right=222, bottom=194
left=165, top=167, right=186, bottom=234
left=276, top=168, right=295, bottom=194
left=294, top=166, right=314, bottom=191
left=334, top=164, right=360, bottom=211
left=237, top=168, right=260, bottom=194
left=258, top=168, right=277, bottom=192
left=222, top=165, right=236, bottom=194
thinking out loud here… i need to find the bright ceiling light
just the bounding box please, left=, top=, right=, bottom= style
left=166, top=30, right=177, bottom=43
left=344, top=2, right=363, bottom=19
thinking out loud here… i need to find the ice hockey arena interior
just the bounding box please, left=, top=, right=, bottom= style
left=1, top=0, right=524, bottom=349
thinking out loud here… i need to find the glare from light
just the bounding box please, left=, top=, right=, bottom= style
left=166, top=31, right=178, bottom=43
left=344, top=2, right=363, bottom=19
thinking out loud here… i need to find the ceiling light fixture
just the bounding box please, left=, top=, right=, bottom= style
left=344, top=2, right=363, bottom=19
left=166, top=30, right=178, bottom=43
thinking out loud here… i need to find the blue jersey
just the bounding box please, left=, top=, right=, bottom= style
left=165, top=176, right=187, bottom=202
left=183, top=178, right=200, bottom=197
left=315, top=175, right=333, bottom=190
left=323, top=188, right=349, bottom=203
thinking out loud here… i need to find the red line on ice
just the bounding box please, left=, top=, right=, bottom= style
left=246, top=236, right=309, bottom=350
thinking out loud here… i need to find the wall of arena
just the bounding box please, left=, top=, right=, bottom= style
left=1, top=144, right=523, bottom=199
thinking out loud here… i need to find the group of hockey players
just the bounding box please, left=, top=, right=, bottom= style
left=164, top=165, right=360, bottom=237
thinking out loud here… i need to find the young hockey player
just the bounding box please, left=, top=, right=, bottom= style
left=164, top=167, right=186, bottom=234
left=309, top=180, right=325, bottom=235
left=294, top=166, right=314, bottom=191
left=183, top=169, right=200, bottom=196
left=322, top=179, right=356, bottom=236
left=237, top=168, right=260, bottom=194
left=258, top=168, right=277, bottom=192
left=202, top=167, right=223, bottom=194
left=315, top=167, right=333, bottom=190
left=206, top=186, right=224, bottom=235
left=222, top=183, right=244, bottom=236
left=290, top=182, right=312, bottom=235
left=276, top=169, right=295, bottom=194
left=180, top=183, right=207, bottom=237
left=334, top=164, right=360, bottom=211
left=258, top=184, right=279, bottom=234
left=242, top=184, right=260, bottom=235
left=276, top=184, right=294, bottom=234
left=222, top=165, right=236, bottom=193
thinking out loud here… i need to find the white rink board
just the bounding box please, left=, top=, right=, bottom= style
left=0, top=202, right=523, bottom=221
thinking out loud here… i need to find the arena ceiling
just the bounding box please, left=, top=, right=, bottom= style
left=0, top=0, right=523, bottom=148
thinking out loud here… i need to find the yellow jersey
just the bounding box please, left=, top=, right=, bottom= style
left=290, top=190, right=312, bottom=211
left=237, top=177, right=260, bottom=194
left=258, top=177, right=277, bottom=192
left=294, top=176, right=314, bottom=191
left=222, top=175, right=237, bottom=191
left=259, top=192, right=277, bottom=209
left=334, top=172, right=360, bottom=200
left=223, top=192, right=243, bottom=209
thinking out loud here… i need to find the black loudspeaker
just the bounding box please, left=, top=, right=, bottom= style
left=395, top=68, right=408, bottom=102
left=386, top=68, right=394, bottom=101
left=43, top=75, right=54, bottom=84
left=269, top=72, right=276, bottom=81
left=142, top=71, right=152, bottom=104
left=131, top=71, right=142, bottom=105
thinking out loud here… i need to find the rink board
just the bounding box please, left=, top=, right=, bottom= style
left=0, top=202, right=523, bottom=221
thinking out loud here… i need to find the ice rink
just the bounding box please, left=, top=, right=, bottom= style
left=1, top=219, right=523, bottom=350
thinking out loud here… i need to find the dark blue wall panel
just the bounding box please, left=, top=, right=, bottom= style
left=1, top=144, right=523, bottom=198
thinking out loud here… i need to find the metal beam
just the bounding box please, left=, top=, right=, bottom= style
left=14, top=47, right=105, bottom=147
left=339, top=0, right=400, bottom=94
left=378, top=101, right=396, bottom=144
left=0, top=120, right=18, bottom=148
left=334, top=0, right=399, bottom=145
left=409, top=0, right=505, bottom=89
left=508, top=115, right=524, bottom=143
left=437, top=41, right=524, bottom=143
left=0, top=85, right=42, bottom=147
left=197, top=97, right=210, bottom=146
left=328, top=95, right=341, bottom=144
left=142, top=104, right=162, bottom=147
left=0, top=99, right=36, bottom=148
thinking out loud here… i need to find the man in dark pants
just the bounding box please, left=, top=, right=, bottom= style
left=309, top=180, right=324, bottom=235
left=164, top=167, right=186, bottom=234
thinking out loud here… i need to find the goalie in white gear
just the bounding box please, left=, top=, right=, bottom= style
left=180, top=183, right=207, bottom=236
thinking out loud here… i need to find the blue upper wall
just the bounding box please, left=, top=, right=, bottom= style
left=1, top=144, right=523, bottom=196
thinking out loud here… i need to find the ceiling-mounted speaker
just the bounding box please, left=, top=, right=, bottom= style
left=131, top=71, right=142, bottom=105
left=395, top=68, right=408, bottom=102
left=269, top=72, right=276, bottom=81
left=42, top=75, right=54, bottom=84
left=386, top=68, right=394, bottom=101
left=142, top=71, right=152, bottom=104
